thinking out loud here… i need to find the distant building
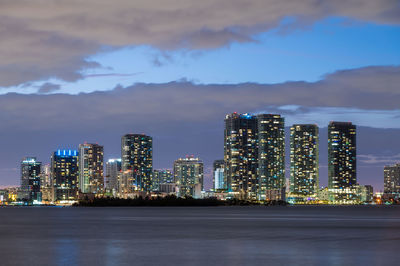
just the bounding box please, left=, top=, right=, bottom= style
left=364, top=185, right=374, bottom=202
left=213, top=160, right=225, bottom=191
left=40, top=164, right=53, bottom=203
left=224, top=113, right=258, bottom=199
left=159, top=183, right=177, bottom=194
left=257, top=114, right=285, bottom=201
left=105, top=158, right=121, bottom=194
left=328, top=122, right=357, bottom=204
left=121, top=134, right=153, bottom=193
left=52, top=150, right=79, bottom=202
left=152, top=169, right=173, bottom=191
left=290, top=124, right=319, bottom=198
left=79, top=143, right=104, bottom=194
left=174, top=156, right=203, bottom=198
left=20, top=157, right=42, bottom=202
left=384, top=163, right=400, bottom=198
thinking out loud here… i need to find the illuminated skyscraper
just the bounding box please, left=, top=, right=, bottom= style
left=257, top=114, right=285, bottom=201
left=384, top=163, right=400, bottom=197
left=152, top=169, right=173, bottom=191
left=174, top=156, right=203, bottom=198
left=105, top=158, right=121, bottom=193
left=21, top=157, right=42, bottom=202
left=121, top=134, right=153, bottom=193
left=52, top=150, right=79, bottom=202
left=224, top=113, right=258, bottom=199
left=79, top=143, right=104, bottom=194
left=213, top=160, right=225, bottom=191
left=290, top=124, right=319, bottom=197
left=328, top=122, right=357, bottom=203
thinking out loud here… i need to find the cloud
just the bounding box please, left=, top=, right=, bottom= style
left=358, top=154, right=400, bottom=165
left=37, top=83, right=61, bottom=94
left=0, top=0, right=399, bottom=87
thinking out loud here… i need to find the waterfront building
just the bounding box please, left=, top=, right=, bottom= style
left=257, top=114, right=285, bottom=201
left=152, top=169, right=173, bottom=191
left=224, top=113, right=258, bottom=199
left=20, top=157, right=42, bottom=202
left=328, top=122, right=357, bottom=204
left=52, top=150, right=79, bottom=202
left=121, top=134, right=153, bottom=193
left=79, top=143, right=104, bottom=194
left=290, top=124, right=319, bottom=199
left=40, top=164, right=53, bottom=203
left=384, top=163, right=400, bottom=198
left=174, top=156, right=203, bottom=198
left=105, top=158, right=121, bottom=194
left=213, top=160, right=225, bottom=191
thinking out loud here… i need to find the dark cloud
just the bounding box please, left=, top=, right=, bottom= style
left=37, top=83, right=61, bottom=94
left=0, top=65, right=399, bottom=190
left=0, top=0, right=399, bottom=87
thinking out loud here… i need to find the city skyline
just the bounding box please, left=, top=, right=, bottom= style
left=2, top=115, right=389, bottom=194
left=0, top=1, right=399, bottom=193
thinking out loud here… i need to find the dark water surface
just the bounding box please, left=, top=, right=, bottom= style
left=1, top=206, right=400, bottom=265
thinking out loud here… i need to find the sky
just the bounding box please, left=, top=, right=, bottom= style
left=0, top=0, right=399, bottom=191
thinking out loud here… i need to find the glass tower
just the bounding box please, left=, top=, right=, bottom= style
left=121, top=134, right=153, bottom=193
left=328, top=122, right=357, bottom=203
left=213, top=160, right=225, bottom=191
left=224, top=113, right=258, bottom=200
left=52, top=150, right=79, bottom=202
left=290, top=124, right=319, bottom=198
left=384, top=163, right=400, bottom=197
left=105, top=158, right=121, bottom=193
left=79, top=143, right=104, bottom=194
left=174, top=156, right=203, bottom=198
left=257, top=114, right=285, bottom=201
left=21, top=157, right=42, bottom=203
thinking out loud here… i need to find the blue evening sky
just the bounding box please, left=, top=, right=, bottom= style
left=46, top=18, right=400, bottom=94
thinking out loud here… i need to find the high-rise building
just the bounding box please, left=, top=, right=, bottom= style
left=152, top=169, right=173, bottom=191
left=174, top=156, right=203, bottom=198
left=78, top=143, right=104, bottom=194
left=384, top=163, right=400, bottom=197
left=105, top=158, right=121, bottom=193
left=257, top=114, right=285, bottom=201
left=328, top=122, right=357, bottom=203
left=290, top=124, right=319, bottom=198
left=40, top=164, right=53, bottom=203
left=121, top=134, right=153, bottom=193
left=21, top=157, right=42, bottom=202
left=213, top=160, right=225, bottom=191
left=224, top=113, right=258, bottom=199
left=52, top=149, right=79, bottom=202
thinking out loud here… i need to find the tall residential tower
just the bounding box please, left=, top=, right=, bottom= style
left=290, top=124, right=319, bottom=198
left=121, top=134, right=153, bottom=193
left=79, top=143, right=104, bottom=194
left=328, top=122, right=357, bottom=203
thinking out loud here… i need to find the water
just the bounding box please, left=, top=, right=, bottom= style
left=0, top=206, right=400, bottom=265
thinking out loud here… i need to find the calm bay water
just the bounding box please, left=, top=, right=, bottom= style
left=0, top=206, right=400, bottom=265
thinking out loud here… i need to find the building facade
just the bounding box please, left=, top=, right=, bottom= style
left=152, top=169, right=173, bottom=191
left=328, top=122, right=357, bottom=203
left=105, top=158, right=121, bottom=193
left=213, top=160, right=225, bottom=191
left=384, top=163, right=400, bottom=197
left=20, top=157, right=42, bottom=202
left=174, top=157, right=203, bottom=198
left=52, top=150, right=79, bottom=202
left=290, top=124, right=319, bottom=198
left=257, top=114, right=285, bottom=201
left=224, top=113, right=258, bottom=199
left=121, top=134, right=153, bottom=193
left=79, top=143, right=104, bottom=194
